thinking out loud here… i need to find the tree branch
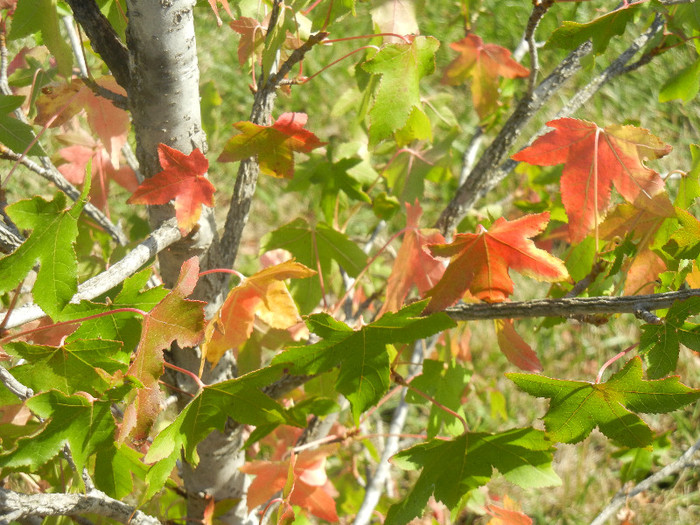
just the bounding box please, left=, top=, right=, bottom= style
left=443, top=288, right=700, bottom=321
left=64, top=0, right=132, bottom=90
left=1, top=219, right=181, bottom=330
left=0, top=487, right=161, bottom=525
left=589, top=435, right=700, bottom=525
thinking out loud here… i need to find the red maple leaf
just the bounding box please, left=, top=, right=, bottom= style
left=218, top=112, right=326, bottom=178
left=57, top=131, right=138, bottom=211
left=127, top=144, right=215, bottom=235
left=423, top=212, right=568, bottom=313
left=380, top=200, right=445, bottom=315
left=35, top=77, right=129, bottom=167
left=512, top=118, right=673, bottom=243
left=230, top=17, right=266, bottom=65
left=118, top=257, right=205, bottom=441
left=442, top=34, right=529, bottom=119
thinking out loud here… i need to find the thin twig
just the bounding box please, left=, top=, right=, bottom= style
left=590, top=435, right=700, bottom=525
left=443, top=288, right=700, bottom=321
left=524, top=0, right=555, bottom=94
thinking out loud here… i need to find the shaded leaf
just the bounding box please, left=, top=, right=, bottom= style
left=442, top=34, right=529, bottom=119
left=0, top=95, right=45, bottom=155
left=495, top=319, right=542, bottom=372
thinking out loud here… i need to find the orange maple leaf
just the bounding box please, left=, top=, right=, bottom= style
left=486, top=495, right=533, bottom=525
left=240, top=443, right=339, bottom=523
left=512, top=118, right=672, bottom=243
left=127, top=144, right=215, bottom=235
left=443, top=34, right=529, bottom=119
left=201, top=260, right=316, bottom=367
left=423, top=212, right=568, bottom=313
left=218, top=112, right=326, bottom=178
left=230, top=17, right=266, bottom=65
left=380, top=200, right=446, bottom=315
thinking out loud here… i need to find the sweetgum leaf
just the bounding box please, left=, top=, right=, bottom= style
left=119, top=258, right=205, bottom=441
left=545, top=3, right=639, bottom=55
left=663, top=208, right=700, bottom=260
left=0, top=95, right=45, bottom=155
left=145, top=365, right=299, bottom=466
left=0, top=188, right=87, bottom=319
left=5, top=339, right=128, bottom=395
left=272, top=301, right=455, bottom=422
left=385, top=428, right=559, bottom=525
left=219, top=112, right=326, bottom=178
left=512, top=118, right=672, bottom=243
left=639, top=297, right=700, bottom=379
left=127, top=144, right=215, bottom=235
left=262, top=218, right=368, bottom=313
left=94, top=444, right=149, bottom=500
left=362, top=36, right=439, bottom=144
left=0, top=388, right=125, bottom=472
left=508, top=357, right=700, bottom=447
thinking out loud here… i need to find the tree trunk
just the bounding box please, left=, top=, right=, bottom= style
left=124, top=2, right=248, bottom=523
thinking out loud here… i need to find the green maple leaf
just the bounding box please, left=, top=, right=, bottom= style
left=271, top=301, right=455, bottom=422
left=545, top=3, right=639, bottom=56
left=261, top=217, right=368, bottom=313
left=5, top=339, right=128, bottom=395
left=663, top=208, right=700, bottom=260
left=362, top=36, right=439, bottom=144
left=144, top=365, right=299, bottom=489
left=95, top=444, right=149, bottom=499
left=508, top=357, right=700, bottom=447
left=0, top=387, right=126, bottom=472
left=0, top=95, right=45, bottom=156
left=119, top=257, right=206, bottom=441
left=407, top=359, right=471, bottom=438
left=639, top=298, right=700, bottom=379
left=385, top=428, right=560, bottom=525
left=0, top=187, right=87, bottom=319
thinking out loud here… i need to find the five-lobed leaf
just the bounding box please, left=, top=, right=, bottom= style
left=0, top=188, right=87, bottom=319
left=127, top=144, right=215, bottom=235
left=512, top=118, right=673, bottom=243
left=442, top=34, right=529, bottom=119
left=423, top=212, right=568, bottom=313
left=362, top=36, right=439, bottom=144
left=272, top=301, right=455, bottom=423
left=385, top=428, right=560, bottom=525
left=218, top=112, right=326, bottom=178
left=508, top=357, right=700, bottom=447
left=201, top=260, right=316, bottom=367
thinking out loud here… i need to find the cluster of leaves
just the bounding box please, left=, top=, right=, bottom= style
left=2, top=1, right=700, bottom=524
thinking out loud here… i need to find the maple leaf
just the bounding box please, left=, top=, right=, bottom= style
left=385, top=428, right=560, bottom=525
left=362, top=36, right=439, bottom=144
left=423, top=212, right=568, bottom=313
left=218, top=112, right=326, bottom=178
left=207, top=0, right=233, bottom=26
left=230, top=17, right=266, bottom=65
left=272, top=301, right=454, bottom=422
left=495, top=319, right=542, bottom=373
left=35, top=77, right=129, bottom=166
left=0, top=187, right=88, bottom=319
left=118, top=257, right=206, bottom=442
left=58, top=132, right=138, bottom=211
left=486, top=495, right=532, bottom=525
left=512, top=118, right=673, bottom=243
left=127, top=144, right=215, bottom=236
left=201, top=260, right=316, bottom=367
left=0, top=95, right=45, bottom=156
left=442, top=34, right=529, bottom=119
left=240, top=444, right=340, bottom=522
left=380, top=201, right=445, bottom=315
left=508, top=357, right=700, bottom=447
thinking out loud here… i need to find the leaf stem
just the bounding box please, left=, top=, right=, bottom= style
left=163, top=361, right=205, bottom=391
left=297, top=45, right=380, bottom=84
left=392, top=370, right=469, bottom=434
left=595, top=343, right=638, bottom=384
left=198, top=268, right=246, bottom=282
left=322, top=33, right=411, bottom=45
left=0, top=307, right=148, bottom=345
